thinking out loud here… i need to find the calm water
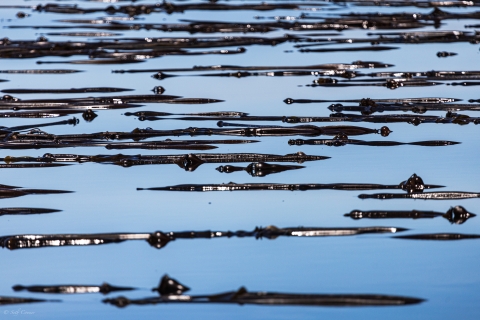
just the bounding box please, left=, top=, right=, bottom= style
left=0, top=1, right=479, bottom=319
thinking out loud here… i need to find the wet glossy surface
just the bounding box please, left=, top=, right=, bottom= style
left=13, top=283, right=136, bottom=295
left=0, top=225, right=405, bottom=250
left=103, top=275, right=425, bottom=307
left=345, top=205, right=476, bottom=224
left=0, top=0, right=479, bottom=319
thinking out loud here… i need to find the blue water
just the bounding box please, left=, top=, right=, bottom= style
left=0, top=1, right=479, bottom=319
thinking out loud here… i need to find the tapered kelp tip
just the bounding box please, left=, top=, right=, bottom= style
left=208, top=99, right=224, bottom=103
left=404, top=297, right=426, bottom=305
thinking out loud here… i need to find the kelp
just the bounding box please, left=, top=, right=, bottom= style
left=345, top=206, right=476, bottom=224
left=2, top=87, right=133, bottom=94
left=289, top=136, right=459, bottom=147
left=0, top=208, right=61, bottom=216
left=216, top=162, right=304, bottom=177
left=13, top=283, right=135, bottom=295
left=132, top=111, right=479, bottom=126
left=0, top=69, right=82, bottom=74
left=0, top=225, right=406, bottom=250
left=0, top=296, right=59, bottom=306
left=137, top=173, right=444, bottom=192
left=0, top=94, right=222, bottom=111
left=284, top=97, right=460, bottom=104
left=0, top=125, right=389, bottom=150
left=328, top=102, right=480, bottom=115
left=114, top=61, right=394, bottom=74
left=103, top=274, right=423, bottom=308
left=0, top=184, right=72, bottom=199
left=359, top=192, right=480, bottom=200
left=1, top=152, right=327, bottom=171
left=394, top=233, right=480, bottom=240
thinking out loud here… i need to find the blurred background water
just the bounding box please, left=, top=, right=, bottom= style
left=0, top=0, right=479, bottom=319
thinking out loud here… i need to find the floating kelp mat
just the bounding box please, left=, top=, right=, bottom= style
left=0, top=1, right=479, bottom=319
